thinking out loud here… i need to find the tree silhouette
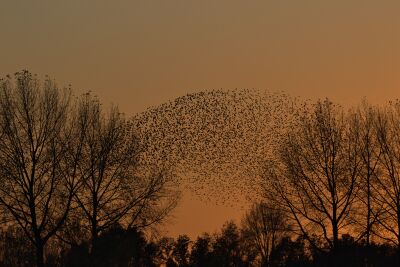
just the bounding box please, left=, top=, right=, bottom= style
left=210, top=221, right=245, bottom=267
left=157, top=236, right=176, bottom=266
left=172, top=235, right=191, bottom=267
left=189, top=233, right=212, bottom=267
left=0, top=71, right=84, bottom=267
left=373, top=100, right=400, bottom=249
left=241, top=202, right=290, bottom=266
left=350, top=101, right=382, bottom=246
left=265, top=100, right=360, bottom=252
left=71, top=94, right=178, bottom=257
left=61, top=224, right=158, bottom=267
left=271, top=236, right=311, bottom=267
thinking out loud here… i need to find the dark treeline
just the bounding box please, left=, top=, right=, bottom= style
left=0, top=205, right=398, bottom=267
left=1, top=71, right=400, bottom=266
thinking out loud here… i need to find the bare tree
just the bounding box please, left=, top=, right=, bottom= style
left=350, top=101, right=382, bottom=245
left=373, top=101, right=400, bottom=248
left=265, top=99, right=361, bottom=251
left=72, top=94, right=178, bottom=255
left=241, top=201, right=289, bottom=267
left=0, top=71, right=84, bottom=267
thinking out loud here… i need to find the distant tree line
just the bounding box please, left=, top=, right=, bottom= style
left=1, top=202, right=397, bottom=267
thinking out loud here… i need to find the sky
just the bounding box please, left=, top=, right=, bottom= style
left=1, top=0, right=400, bottom=238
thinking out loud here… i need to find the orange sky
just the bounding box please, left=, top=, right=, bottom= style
left=1, top=0, right=400, bottom=238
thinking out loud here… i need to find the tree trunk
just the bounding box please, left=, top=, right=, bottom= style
left=397, top=204, right=400, bottom=249
left=396, top=206, right=400, bottom=266
left=331, top=218, right=340, bottom=267
left=332, top=204, right=339, bottom=250
left=366, top=191, right=371, bottom=245
left=333, top=224, right=339, bottom=248
left=90, top=215, right=99, bottom=267
left=35, top=242, right=44, bottom=267
left=366, top=166, right=372, bottom=247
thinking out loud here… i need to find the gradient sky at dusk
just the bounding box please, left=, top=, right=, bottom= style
left=1, top=0, right=400, bottom=237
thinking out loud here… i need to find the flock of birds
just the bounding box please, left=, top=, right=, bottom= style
left=132, top=89, right=302, bottom=207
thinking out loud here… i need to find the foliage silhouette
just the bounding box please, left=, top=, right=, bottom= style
left=62, top=224, right=158, bottom=267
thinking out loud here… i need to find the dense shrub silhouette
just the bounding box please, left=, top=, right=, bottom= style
left=62, top=225, right=157, bottom=267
